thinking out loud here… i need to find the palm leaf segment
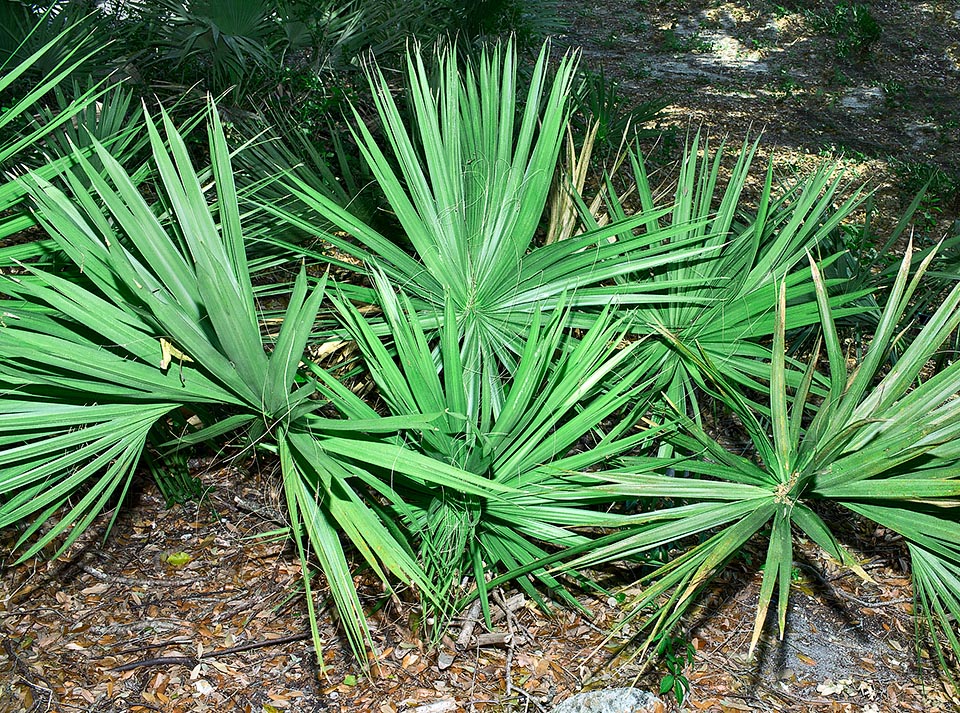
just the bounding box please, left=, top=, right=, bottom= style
left=0, top=102, right=506, bottom=666
left=155, top=0, right=280, bottom=93
left=571, top=244, right=960, bottom=665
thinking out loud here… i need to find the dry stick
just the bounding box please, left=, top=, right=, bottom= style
left=794, top=561, right=914, bottom=610
left=113, top=636, right=193, bottom=655
left=836, top=593, right=914, bottom=609
left=489, top=593, right=525, bottom=624
left=110, top=632, right=313, bottom=672
left=93, top=619, right=189, bottom=637
left=77, top=561, right=201, bottom=589
left=467, top=634, right=482, bottom=713
left=475, top=632, right=512, bottom=647
left=233, top=497, right=287, bottom=525
left=111, top=656, right=194, bottom=673
left=456, top=593, right=524, bottom=649
left=513, top=687, right=549, bottom=713
left=456, top=599, right=484, bottom=650
left=494, top=590, right=517, bottom=702
left=505, top=602, right=536, bottom=645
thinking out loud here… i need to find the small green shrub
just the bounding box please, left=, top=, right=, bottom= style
left=325, top=275, right=660, bottom=636
left=891, top=160, right=960, bottom=236
left=145, top=0, right=284, bottom=100
left=659, top=27, right=713, bottom=54
left=806, top=1, right=881, bottom=59
left=657, top=633, right=695, bottom=704
left=7, top=12, right=960, bottom=691
left=0, top=2, right=105, bottom=83
left=597, top=135, right=864, bottom=418
left=276, top=41, right=716, bottom=412
left=442, top=0, right=564, bottom=49
left=0, top=12, right=110, bottom=252
left=29, top=80, right=148, bottom=186
left=1, top=102, right=501, bottom=668
left=147, top=448, right=207, bottom=507
left=570, top=67, right=667, bottom=161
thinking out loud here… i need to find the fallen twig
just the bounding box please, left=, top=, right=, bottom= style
left=111, top=656, right=194, bottom=673
left=4, top=638, right=56, bottom=713
left=514, top=686, right=549, bottom=713
left=233, top=497, right=287, bottom=525
left=455, top=599, right=483, bottom=651
left=490, top=593, right=525, bottom=624
left=77, top=561, right=200, bottom=589
left=110, top=631, right=313, bottom=672
left=474, top=631, right=511, bottom=647
left=495, top=589, right=517, bottom=701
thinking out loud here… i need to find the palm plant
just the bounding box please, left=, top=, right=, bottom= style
left=568, top=67, right=666, bottom=164
left=142, top=0, right=284, bottom=100
left=315, top=0, right=453, bottom=66
left=544, top=117, right=635, bottom=246
left=319, top=270, right=663, bottom=632
left=0, top=2, right=103, bottom=81
left=27, top=80, right=151, bottom=194
left=0, top=102, right=509, bottom=665
left=822, top=188, right=960, bottom=364
left=442, top=0, right=565, bottom=50
left=595, top=136, right=870, bottom=419
left=568, top=244, right=960, bottom=672
left=232, top=105, right=371, bottom=240
left=0, top=12, right=111, bottom=261
left=269, top=40, right=719, bottom=417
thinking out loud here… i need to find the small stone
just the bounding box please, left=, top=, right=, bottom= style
left=437, top=651, right=455, bottom=670
left=551, top=687, right=665, bottom=713
left=839, top=86, right=883, bottom=112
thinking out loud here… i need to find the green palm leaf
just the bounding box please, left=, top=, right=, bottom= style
left=325, top=267, right=663, bottom=636
left=1, top=100, right=486, bottom=667
left=0, top=12, right=109, bottom=250
left=265, top=40, right=721, bottom=415
left=579, top=243, right=960, bottom=672
left=602, top=135, right=870, bottom=419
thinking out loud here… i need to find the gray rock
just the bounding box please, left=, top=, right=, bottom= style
left=839, top=86, right=883, bottom=112
left=436, top=651, right=456, bottom=670
left=551, top=688, right=664, bottom=713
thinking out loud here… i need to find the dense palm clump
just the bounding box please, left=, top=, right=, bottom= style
left=2, top=3, right=960, bottom=689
